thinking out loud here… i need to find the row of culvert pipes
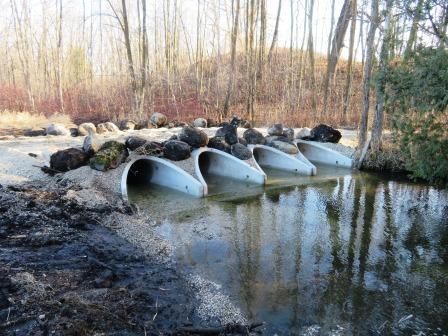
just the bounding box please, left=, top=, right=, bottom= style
left=121, top=140, right=354, bottom=199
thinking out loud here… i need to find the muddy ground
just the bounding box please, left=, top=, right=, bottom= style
left=0, top=182, right=260, bottom=335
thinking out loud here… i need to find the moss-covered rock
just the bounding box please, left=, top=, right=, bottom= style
left=90, top=141, right=128, bottom=171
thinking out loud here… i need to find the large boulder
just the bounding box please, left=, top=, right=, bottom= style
left=231, top=143, right=252, bottom=160
left=125, top=136, right=147, bottom=151
left=50, top=148, right=89, bottom=172
left=167, top=120, right=188, bottom=128
left=178, top=126, right=208, bottom=148
left=163, top=140, right=191, bottom=161
left=90, top=141, right=128, bottom=171
left=309, top=124, right=341, bottom=143
left=208, top=136, right=231, bottom=153
left=78, top=123, right=97, bottom=136
left=119, top=120, right=136, bottom=131
left=45, top=124, right=70, bottom=136
left=83, top=133, right=101, bottom=156
left=269, top=140, right=298, bottom=154
left=150, top=112, right=168, bottom=128
left=243, top=128, right=266, bottom=145
left=193, top=118, right=207, bottom=128
left=296, top=127, right=311, bottom=139
left=240, top=119, right=252, bottom=129
left=283, top=127, right=295, bottom=140
left=267, top=123, right=283, bottom=136
left=104, top=122, right=119, bottom=132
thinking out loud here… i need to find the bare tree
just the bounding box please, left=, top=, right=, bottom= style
left=322, top=0, right=353, bottom=116
left=307, top=0, right=317, bottom=113
left=342, top=0, right=357, bottom=121
left=371, top=0, right=394, bottom=151
left=358, top=0, right=379, bottom=152
left=268, top=0, right=282, bottom=62
left=223, top=0, right=241, bottom=118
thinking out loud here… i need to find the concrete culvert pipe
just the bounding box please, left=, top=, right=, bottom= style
left=121, top=156, right=205, bottom=200
left=295, top=140, right=354, bottom=168
left=192, top=148, right=266, bottom=195
left=248, top=144, right=314, bottom=176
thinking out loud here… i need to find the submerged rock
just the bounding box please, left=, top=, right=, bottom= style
left=163, top=140, right=191, bottom=161
left=231, top=143, right=253, bottom=160
left=309, top=124, right=341, bottom=143
left=119, top=119, right=136, bottom=131
left=90, top=141, right=128, bottom=171
left=150, top=112, right=168, bottom=128
left=45, top=123, right=70, bottom=136
left=267, top=123, right=283, bottom=136
left=78, top=123, right=97, bottom=136
left=193, top=118, right=207, bottom=128
left=269, top=140, right=298, bottom=154
left=50, top=148, right=90, bottom=172
left=243, top=128, right=265, bottom=145
left=125, top=136, right=147, bottom=151
left=178, top=126, right=208, bottom=148
left=208, top=136, right=231, bottom=153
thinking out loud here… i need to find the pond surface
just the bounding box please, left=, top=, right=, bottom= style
left=129, top=167, right=448, bottom=335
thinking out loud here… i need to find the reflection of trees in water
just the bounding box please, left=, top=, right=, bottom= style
left=226, top=197, right=262, bottom=319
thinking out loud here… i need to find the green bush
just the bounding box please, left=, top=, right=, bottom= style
left=387, top=47, right=448, bottom=184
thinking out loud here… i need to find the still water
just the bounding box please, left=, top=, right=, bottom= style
left=129, top=166, right=448, bottom=335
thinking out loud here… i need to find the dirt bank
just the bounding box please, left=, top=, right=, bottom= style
left=0, top=181, right=259, bottom=335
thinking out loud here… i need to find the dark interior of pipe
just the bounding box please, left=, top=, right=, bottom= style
left=198, top=152, right=212, bottom=176
left=126, top=159, right=154, bottom=185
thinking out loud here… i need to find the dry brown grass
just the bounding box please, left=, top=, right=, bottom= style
left=0, top=110, right=73, bottom=130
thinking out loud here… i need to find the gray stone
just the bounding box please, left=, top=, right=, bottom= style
left=269, top=140, right=298, bottom=154
left=90, top=141, right=128, bottom=171
left=231, top=143, right=253, bottom=160
left=83, top=133, right=101, bottom=156
left=119, top=120, right=136, bottom=131
left=104, top=122, right=119, bottom=132
left=50, top=148, right=89, bottom=172
left=45, top=124, right=70, bottom=136
left=267, top=123, right=283, bottom=136
left=78, top=123, right=97, bottom=136
left=163, top=140, right=191, bottom=161
left=96, top=123, right=108, bottom=134
left=243, top=128, right=266, bottom=145
left=193, top=118, right=207, bottom=128
left=208, top=136, right=231, bottom=153
left=178, top=126, right=208, bottom=148
left=283, top=127, right=295, bottom=140
left=125, top=136, right=147, bottom=151
left=150, top=112, right=168, bottom=128
left=296, top=127, right=311, bottom=139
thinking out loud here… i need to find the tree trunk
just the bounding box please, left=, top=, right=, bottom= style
left=342, top=0, right=357, bottom=122
left=307, top=0, right=317, bottom=114
left=268, top=0, right=282, bottom=63
left=404, top=0, right=423, bottom=59
left=322, top=0, right=352, bottom=116
left=371, top=0, right=394, bottom=152
left=358, top=0, right=379, bottom=150
left=223, top=0, right=241, bottom=117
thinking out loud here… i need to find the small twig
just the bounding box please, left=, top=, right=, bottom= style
left=152, top=297, right=158, bottom=321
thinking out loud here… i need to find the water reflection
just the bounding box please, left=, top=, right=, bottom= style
left=130, top=171, right=448, bottom=335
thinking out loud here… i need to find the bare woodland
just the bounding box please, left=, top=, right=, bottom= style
left=0, top=0, right=446, bottom=134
